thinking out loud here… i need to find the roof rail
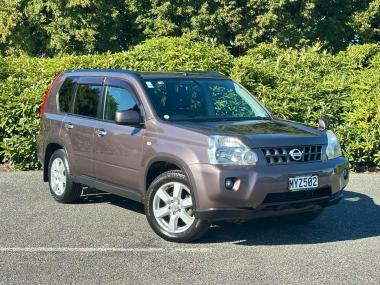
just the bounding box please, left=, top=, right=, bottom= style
left=66, top=69, right=139, bottom=75
left=139, top=70, right=227, bottom=78
left=182, top=70, right=226, bottom=77
left=64, top=69, right=227, bottom=78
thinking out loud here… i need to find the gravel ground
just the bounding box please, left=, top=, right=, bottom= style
left=0, top=171, right=379, bottom=284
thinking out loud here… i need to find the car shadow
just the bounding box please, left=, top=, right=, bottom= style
left=77, top=188, right=380, bottom=245
left=78, top=187, right=145, bottom=215
left=198, top=190, right=380, bottom=245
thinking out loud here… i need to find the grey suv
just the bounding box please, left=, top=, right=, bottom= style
left=37, top=70, right=349, bottom=242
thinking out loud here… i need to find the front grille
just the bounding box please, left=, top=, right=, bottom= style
left=262, top=145, right=323, bottom=165
left=263, top=187, right=331, bottom=204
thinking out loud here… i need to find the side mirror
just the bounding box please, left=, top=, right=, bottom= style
left=115, top=110, right=142, bottom=126
left=318, top=117, right=328, bottom=131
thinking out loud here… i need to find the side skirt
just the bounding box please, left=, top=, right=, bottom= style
left=73, top=175, right=143, bottom=203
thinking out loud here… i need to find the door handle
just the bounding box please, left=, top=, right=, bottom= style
left=64, top=122, right=74, bottom=130
left=95, top=129, right=107, bottom=137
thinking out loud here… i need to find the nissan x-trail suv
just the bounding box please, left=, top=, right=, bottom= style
left=37, top=70, right=349, bottom=242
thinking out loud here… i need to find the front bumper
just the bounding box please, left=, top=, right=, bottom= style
left=194, top=189, right=343, bottom=221
left=189, top=157, right=349, bottom=221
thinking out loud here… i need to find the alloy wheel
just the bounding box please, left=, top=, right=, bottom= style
left=152, top=182, right=195, bottom=234
left=50, top=157, right=67, bottom=196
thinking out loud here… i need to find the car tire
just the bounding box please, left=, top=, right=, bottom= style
left=145, top=170, right=209, bottom=242
left=282, top=209, right=324, bottom=224
left=48, top=149, right=82, bottom=203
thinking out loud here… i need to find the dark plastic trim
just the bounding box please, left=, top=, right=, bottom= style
left=74, top=175, right=142, bottom=203
left=194, top=190, right=343, bottom=222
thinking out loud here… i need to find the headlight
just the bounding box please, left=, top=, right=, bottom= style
left=326, top=130, right=342, bottom=159
left=208, top=136, right=258, bottom=165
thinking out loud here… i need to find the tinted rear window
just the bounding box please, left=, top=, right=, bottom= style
left=73, top=84, right=103, bottom=117
left=58, top=77, right=77, bottom=113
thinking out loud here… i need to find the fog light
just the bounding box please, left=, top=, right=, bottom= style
left=343, top=168, right=349, bottom=180
left=225, top=178, right=234, bottom=190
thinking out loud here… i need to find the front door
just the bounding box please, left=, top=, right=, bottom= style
left=94, top=78, right=144, bottom=191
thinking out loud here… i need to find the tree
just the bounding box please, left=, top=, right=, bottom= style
left=0, top=0, right=379, bottom=56
left=350, top=0, right=380, bottom=44
left=0, top=0, right=139, bottom=56
left=134, top=0, right=373, bottom=54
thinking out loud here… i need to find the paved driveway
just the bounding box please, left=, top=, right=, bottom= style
left=0, top=171, right=379, bottom=284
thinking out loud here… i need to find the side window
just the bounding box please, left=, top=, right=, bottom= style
left=103, top=86, right=138, bottom=121
left=73, top=84, right=102, bottom=118
left=58, top=77, right=77, bottom=113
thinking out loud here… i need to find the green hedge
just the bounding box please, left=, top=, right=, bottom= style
left=0, top=37, right=379, bottom=170
left=0, top=37, right=232, bottom=169
left=231, top=43, right=380, bottom=169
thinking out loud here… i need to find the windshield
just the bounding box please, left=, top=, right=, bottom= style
left=142, top=78, right=270, bottom=122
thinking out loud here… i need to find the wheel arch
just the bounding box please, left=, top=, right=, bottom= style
left=144, top=156, right=198, bottom=208
left=43, top=142, right=67, bottom=182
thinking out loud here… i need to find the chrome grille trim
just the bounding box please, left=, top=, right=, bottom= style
left=262, top=145, right=323, bottom=165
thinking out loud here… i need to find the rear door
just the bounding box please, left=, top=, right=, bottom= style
left=61, top=76, right=104, bottom=178
left=93, top=78, right=144, bottom=190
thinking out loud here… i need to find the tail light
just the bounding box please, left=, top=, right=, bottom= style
left=39, top=73, right=63, bottom=117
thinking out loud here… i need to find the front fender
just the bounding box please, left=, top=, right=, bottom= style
left=141, top=140, right=204, bottom=209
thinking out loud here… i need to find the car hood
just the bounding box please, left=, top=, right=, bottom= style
left=175, top=119, right=327, bottom=148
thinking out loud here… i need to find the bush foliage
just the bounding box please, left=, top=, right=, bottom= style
left=1, top=0, right=379, bottom=56
left=231, top=43, right=380, bottom=169
left=0, top=37, right=232, bottom=169
left=0, top=37, right=379, bottom=170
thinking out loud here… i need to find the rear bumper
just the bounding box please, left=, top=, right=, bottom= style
left=189, top=157, right=349, bottom=221
left=194, top=190, right=344, bottom=222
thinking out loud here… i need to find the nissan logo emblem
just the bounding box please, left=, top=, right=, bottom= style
left=289, top=148, right=303, bottom=161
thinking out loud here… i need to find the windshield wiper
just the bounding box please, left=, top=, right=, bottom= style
left=173, top=116, right=271, bottom=122
left=236, top=116, right=271, bottom=121
left=207, top=116, right=271, bottom=122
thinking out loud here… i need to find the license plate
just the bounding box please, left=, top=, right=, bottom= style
left=289, top=175, right=318, bottom=191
